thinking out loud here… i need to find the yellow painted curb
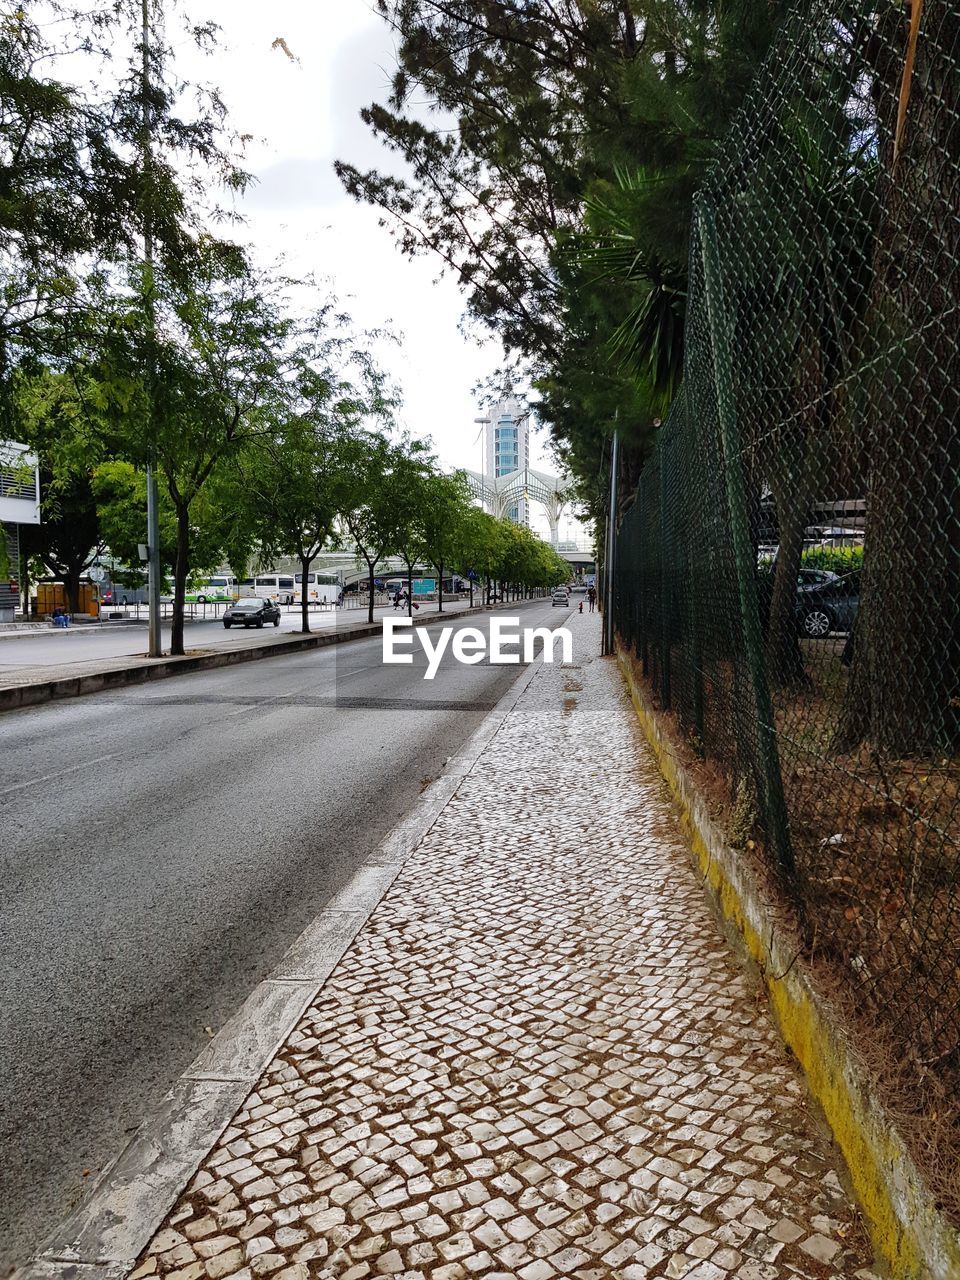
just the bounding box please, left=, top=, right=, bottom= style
left=616, top=646, right=960, bottom=1280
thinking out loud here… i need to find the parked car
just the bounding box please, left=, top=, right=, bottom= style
left=222, top=598, right=281, bottom=629
left=797, top=567, right=838, bottom=589
left=552, top=589, right=570, bottom=607
left=797, top=570, right=860, bottom=638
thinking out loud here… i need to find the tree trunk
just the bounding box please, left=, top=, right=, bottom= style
left=837, top=2, right=960, bottom=754
left=300, top=554, right=311, bottom=633
left=437, top=560, right=444, bottom=612
left=367, top=562, right=376, bottom=624
left=407, top=563, right=413, bottom=618
left=765, top=472, right=810, bottom=688
left=171, top=503, right=190, bottom=657
left=469, top=577, right=474, bottom=608
left=63, top=563, right=82, bottom=616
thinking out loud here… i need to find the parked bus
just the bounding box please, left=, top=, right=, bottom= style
left=295, top=571, right=339, bottom=604
left=238, top=573, right=295, bottom=605
left=100, top=571, right=149, bottom=606
left=233, top=569, right=341, bottom=606
left=186, top=575, right=236, bottom=604
left=161, top=575, right=237, bottom=604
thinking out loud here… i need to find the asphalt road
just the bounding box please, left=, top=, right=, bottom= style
left=0, top=600, right=480, bottom=673
left=0, top=599, right=570, bottom=1270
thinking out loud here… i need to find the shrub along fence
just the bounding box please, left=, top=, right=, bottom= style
left=613, top=0, right=960, bottom=1191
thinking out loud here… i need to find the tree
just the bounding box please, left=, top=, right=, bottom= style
left=92, top=459, right=237, bottom=593
left=2, top=0, right=255, bottom=638
left=387, top=443, right=435, bottom=618
left=243, top=419, right=340, bottom=635
left=11, top=368, right=103, bottom=611
left=333, top=432, right=403, bottom=624
left=419, top=471, right=472, bottom=613
left=0, top=2, right=247, bottom=415
left=494, top=520, right=562, bottom=600
left=837, top=0, right=960, bottom=754
left=0, top=4, right=119, bottom=410
left=340, top=1, right=792, bottom=517
left=20, top=470, right=103, bottom=614
left=91, top=460, right=173, bottom=581
left=461, top=510, right=508, bottom=606
left=676, top=36, right=878, bottom=689
left=451, top=505, right=492, bottom=608
left=89, top=244, right=295, bottom=654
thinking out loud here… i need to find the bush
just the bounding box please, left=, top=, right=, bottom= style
left=800, top=545, right=864, bottom=575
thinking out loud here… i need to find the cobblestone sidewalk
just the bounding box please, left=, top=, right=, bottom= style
left=132, top=614, right=878, bottom=1280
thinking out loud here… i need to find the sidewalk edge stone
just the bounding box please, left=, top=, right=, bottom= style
left=617, top=643, right=960, bottom=1280
left=33, top=1077, right=250, bottom=1273
left=17, top=656, right=543, bottom=1278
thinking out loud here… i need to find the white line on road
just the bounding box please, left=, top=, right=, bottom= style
left=0, top=751, right=128, bottom=799
left=0, top=695, right=291, bottom=798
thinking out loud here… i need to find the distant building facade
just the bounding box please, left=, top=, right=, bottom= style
left=1, top=442, right=41, bottom=620
left=476, top=386, right=530, bottom=525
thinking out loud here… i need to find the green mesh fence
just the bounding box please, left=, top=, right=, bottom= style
left=614, top=0, right=960, bottom=1132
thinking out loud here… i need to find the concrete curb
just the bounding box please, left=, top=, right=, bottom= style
left=16, top=655, right=544, bottom=1280
left=0, top=601, right=542, bottom=715
left=616, top=645, right=960, bottom=1280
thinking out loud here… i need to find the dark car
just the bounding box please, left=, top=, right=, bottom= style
left=222, top=598, right=281, bottom=629
left=797, top=570, right=860, bottom=638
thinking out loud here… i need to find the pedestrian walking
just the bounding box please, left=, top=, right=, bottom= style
left=587, top=585, right=597, bottom=612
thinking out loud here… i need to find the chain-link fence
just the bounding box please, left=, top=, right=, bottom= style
left=613, top=0, right=960, bottom=1171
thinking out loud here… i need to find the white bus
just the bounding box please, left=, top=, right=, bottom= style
left=295, top=571, right=339, bottom=604
left=238, top=573, right=296, bottom=605
left=187, top=575, right=236, bottom=604
left=160, top=575, right=236, bottom=605
left=238, top=571, right=339, bottom=606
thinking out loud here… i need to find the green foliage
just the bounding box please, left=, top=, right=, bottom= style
left=0, top=1, right=247, bottom=414
left=2, top=1, right=592, bottom=640
left=91, top=461, right=174, bottom=572
left=341, top=1, right=795, bottom=521
left=800, top=546, right=863, bottom=576
left=419, top=470, right=473, bottom=578
left=453, top=507, right=567, bottom=591
left=454, top=509, right=505, bottom=586
left=244, top=334, right=400, bottom=628
left=18, top=469, right=102, bottom=603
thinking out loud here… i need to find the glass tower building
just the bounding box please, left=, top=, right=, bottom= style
left=479, top=387, right=530, bottom=524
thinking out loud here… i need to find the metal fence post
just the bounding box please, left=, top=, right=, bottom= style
left=659, top=431, right=671, bottom=710
left=604, top=429, right=619, bottom=657
left=698, top=196, right=799, bottom=899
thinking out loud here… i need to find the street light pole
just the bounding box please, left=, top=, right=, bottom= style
left=142, top=0, right=162, bottom=658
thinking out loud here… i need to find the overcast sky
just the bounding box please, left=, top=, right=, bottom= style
left=164, top=0, right=585, bottom=542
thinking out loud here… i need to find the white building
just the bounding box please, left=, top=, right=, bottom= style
left=1, top=441, right=41, bottom=620
left=475, top=385, right=530, bottom=525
